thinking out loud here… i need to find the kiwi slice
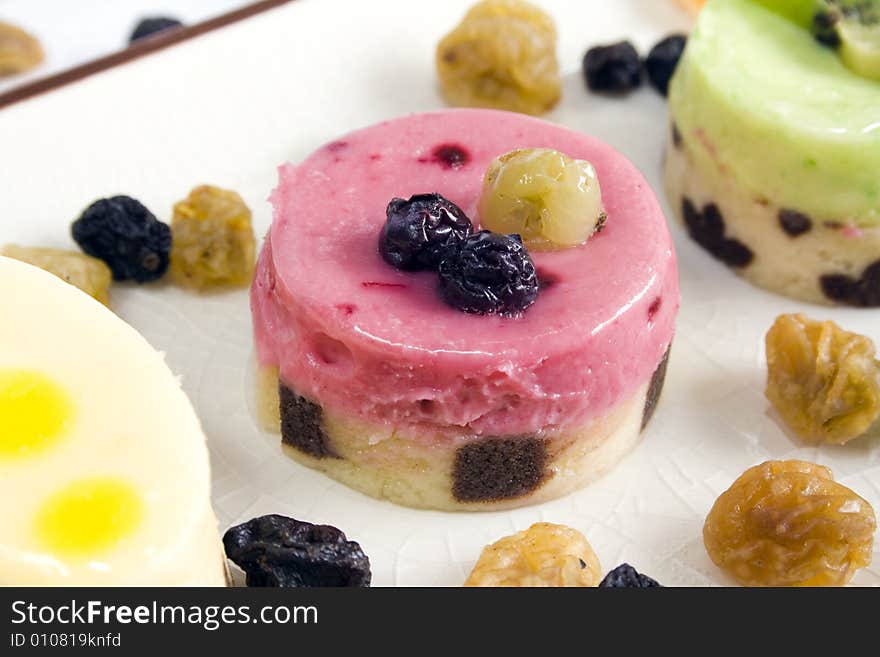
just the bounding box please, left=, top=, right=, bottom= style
left=751, top=1, right=880, bottom=80
left=812, top=0, right=880, bottom=80
left=835, top=8, right=880, bottom=79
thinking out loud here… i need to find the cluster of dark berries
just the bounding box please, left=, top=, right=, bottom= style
left=598, top=563, right=662, bottom=588
left=129, top=16, right=183, bottom=44
left=379, top=193, right=539, bottom=316
left=583, top=34, right=687, bottom=96
left=223, top=515, right=371, bottom=587
left=72, top=196, right=172, bottom=282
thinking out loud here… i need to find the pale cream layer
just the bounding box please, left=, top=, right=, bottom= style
left=0, top=257, right=226, bottom=585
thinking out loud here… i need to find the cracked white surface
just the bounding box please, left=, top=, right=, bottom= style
left=0, top=0, right=877, bottom=586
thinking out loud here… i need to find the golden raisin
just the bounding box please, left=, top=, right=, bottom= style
left=436, top=0, right=561, bottom=116
left=0, top=21, right=43, bottom=77
left=169, top=185, right=256, bottom=290
left=703, top=460, right=876, bottom=587
left=464, top=522, right=601, bottom=587
left=765, top=313, right=880, bottom=445
left=1, top=245, right=112, bottom=306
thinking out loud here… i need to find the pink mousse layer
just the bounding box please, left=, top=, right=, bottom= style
left=252, top=109, right=678, bottom=438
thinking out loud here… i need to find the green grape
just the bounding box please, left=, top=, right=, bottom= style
left=478, top=148, right=605, bottom=250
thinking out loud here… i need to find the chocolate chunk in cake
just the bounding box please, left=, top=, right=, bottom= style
left=279, top=383, right=335, bottom=458
left=642, top=346, right=671, bottom=431
left=453, top=437, right=548, bottom=502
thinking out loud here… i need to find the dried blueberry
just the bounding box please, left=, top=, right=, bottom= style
left=129, top=17, right=183, bottom=44
left=438, top=231, right=539, bottom=316
left=223, top=515, right=371, bottom=587
left=645, top=34, right=687, bottom=96
left=379, top=193, right=473, bottom=271
left=71, top=196, right=171, bottom=282
left=583, top=41, right=642, bottom=93
left=778, top=209, right=813, bottom=237
left=599, top=563, right=662, bottom=588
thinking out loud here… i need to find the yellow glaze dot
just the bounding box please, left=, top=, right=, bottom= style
left=35, top=477, right=143, bottom=556
left=0, top=369, right=72, bottom=460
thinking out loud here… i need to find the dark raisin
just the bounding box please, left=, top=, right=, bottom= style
left=583, top=41, right=642, bottom=93
left=599, top=563, right=662, bottom=588
left=438, top=231, right=539, bottom=316
left=645, top=34, right=687, bottom=96
left=379, top=193, right=472, bottom=271
left=129, top=17, right=183, bottom=43
left=223, top=515, right=371, bottom=587
left=778, top=209, right=813, bottom=237
left=71, top=196, right=171, bottom=282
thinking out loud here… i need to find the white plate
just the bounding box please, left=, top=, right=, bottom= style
left=1, top=0, right=878, bottom=587
left=0, top=0, right=251, bottom=97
